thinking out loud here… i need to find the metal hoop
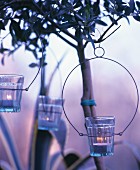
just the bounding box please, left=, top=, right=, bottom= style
left=94, top=46, right=105, bottom=58
left=61, top=56, right=139, bottom=137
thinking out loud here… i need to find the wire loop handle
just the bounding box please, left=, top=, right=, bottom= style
left=61, top=56, right=139, bottom=137
left=94, top=46, right=105, bottom=57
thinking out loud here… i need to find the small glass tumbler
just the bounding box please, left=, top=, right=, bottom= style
left=37, top=96, right=63, bottom=131
left=85, top=116, right=115, bottom=157
left=0, top=74, right=24, bottom=112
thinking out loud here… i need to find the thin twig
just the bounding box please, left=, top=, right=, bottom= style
left=101, top=25, right=121, bottom=41
left=55, top=32, right=77, bottom=49
left=96, top=16, right=122, bottom=43
left=31, top=0, right=77, bottom=42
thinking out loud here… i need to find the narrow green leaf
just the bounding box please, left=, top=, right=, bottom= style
left=29, top=63, right=39, bottom=68
left=88, top=33, right=95, bottom=49
left=0, top=21, right=5, bottom=30
left=95, top=19, right=108, bottom=26
left=133, top=15, right=140, bottom=22
left=57, top=9, right=68, bottom=16
left=64, top=152, right=81, bottom=168
left=10, top=20, right=21, bottom=39
left=136, top=1, right=140, bottom=8
left=129, top=0, right=135, bottom=13
left=116, top=0, right=122, bottom=5
left=1, top=56, right=5, bottom=65
left=60, top=22, right=77, bottom=29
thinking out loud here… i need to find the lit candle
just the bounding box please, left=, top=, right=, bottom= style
left=85, top=117, right=115, bottom=156
left=7, top=94, right=12, bottom=100
left=0, top=94, right=13, bottom=107
left=91, top=137, right=112, bottom=156
left=97, top=137, right=104, bottom=143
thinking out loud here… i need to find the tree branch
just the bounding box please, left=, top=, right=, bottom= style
left=31, top=0, right=77, bottom=43
left=0, top=0, right=78, bottom=45
left=55, top=32, right=77, bottom=49
left=101, top=25, right=121, bottom=42
left=95, top=16, right=122, bottom=43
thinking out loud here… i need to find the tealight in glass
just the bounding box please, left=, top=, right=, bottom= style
left=0, top=74, right=24, bottom=112
left=85, top=116, right=115, bottom=157
left=37, top=96, right=63, bottom=131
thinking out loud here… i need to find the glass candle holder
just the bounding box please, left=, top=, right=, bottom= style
left=37, top=96, right=63, bottom=131
left=85, top=116, right=115, bottom=157
left=0, top=74, right=24, bottom=112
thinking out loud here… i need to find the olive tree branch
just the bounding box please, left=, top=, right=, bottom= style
left=31, top=0, right=78, bottom=43
left=55, top=32, right=77, bottom=49
left=96, top=16, right=122, bottom=43
left=0, top=0, right=78, bottom=48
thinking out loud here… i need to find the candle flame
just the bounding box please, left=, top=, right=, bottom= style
left=97, top=137, right=104, bottom=143
left=7, top=95, right=12, bottom=100
left=46, top=117, right=50, bottom=121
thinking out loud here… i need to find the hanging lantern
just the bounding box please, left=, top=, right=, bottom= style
left=37, top=95, right=63, bottom=131
left=61, top=49, right=139, bottom=157
left=85, top=116, right=115, bottom=157
left=0, top=74, right=24, bottom=112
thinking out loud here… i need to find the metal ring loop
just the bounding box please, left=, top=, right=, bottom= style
left=94, top=46, right=105, bottom=57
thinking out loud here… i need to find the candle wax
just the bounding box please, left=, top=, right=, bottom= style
left=90, top=143, right=114, bottom=156
left=0, top=100, right=20, bottom=112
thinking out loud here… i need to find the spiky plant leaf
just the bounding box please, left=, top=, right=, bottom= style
left=0, top=116, right=23, bottom=170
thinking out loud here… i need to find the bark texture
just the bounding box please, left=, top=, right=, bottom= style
left=77, top=41, right=106, bottom=170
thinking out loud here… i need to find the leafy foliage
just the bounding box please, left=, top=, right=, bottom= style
left=0, top=0, right=139, bottom=61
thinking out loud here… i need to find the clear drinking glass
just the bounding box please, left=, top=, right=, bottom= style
left=85, top=116, right=115, bottom=157
left=37, top=95, right=63, bottom=131
left=0, top=74, right=24, bottom=112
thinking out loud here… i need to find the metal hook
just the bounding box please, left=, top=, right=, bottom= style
left=94, top=46, right=105, bottom=58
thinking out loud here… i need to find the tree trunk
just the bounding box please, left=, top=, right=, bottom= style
left=77, top=41, right=106, bottom=170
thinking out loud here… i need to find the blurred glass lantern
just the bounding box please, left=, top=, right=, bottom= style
left=85, top=116, right=115, bottom=157
left=0, top=74, right=24, bottom=112
left=37, top=95, right=63, bottom=131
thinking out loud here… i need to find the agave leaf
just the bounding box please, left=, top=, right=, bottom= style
left=34, top=130, right=53, bottom=170
left=50, top=150, right=81, bottom=170
left=67, top=153, right=93, bottom=170
left=0, top=116, right=23, bottom=170
left=63, top=151, right=81, bottom=168
left=27, top=98, right=39, bottom=170
left=52, top=119, right=69, bottom=153
left=0, top=160, right=14, bottom=170
left=50, top=152, right=66, bottom=170
left=27, top=104, right=53, bottom=170
left=46, top=51, right=67, bottom=96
